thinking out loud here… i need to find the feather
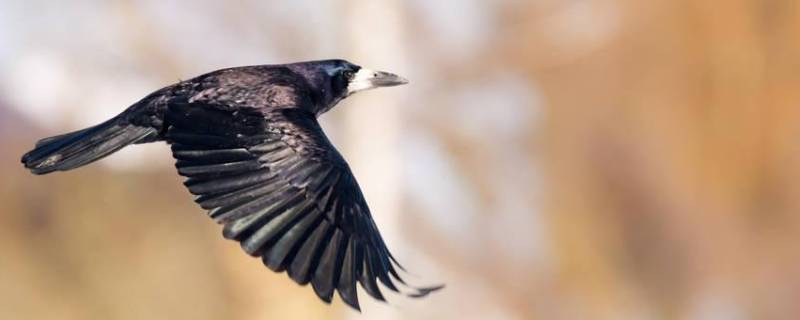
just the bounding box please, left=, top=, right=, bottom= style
left=196, top=181, right=283, bottom=210
left=185, top=169, right=274, bottom=195
left=336, top=237, right=361, bottom=310
left=169, top=132, right=239, bottom=149
left=359, top=245, right=385, bottom=301
left=208, top=186, right=296, bottom=223
left=288, top=220, right=334, bottom=284
left=311, top=229, right=345, bottom=302
left=262, top=210, right=321, bottom=272
left=236, top=194, right=310, bottom=255
left=173, top=148, right=252, bottom=163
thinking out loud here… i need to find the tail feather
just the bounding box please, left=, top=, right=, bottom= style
left=22, top=119, right=158, bottom=175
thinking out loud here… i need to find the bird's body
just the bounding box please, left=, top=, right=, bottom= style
left=21, top=59, right=440, bottom=311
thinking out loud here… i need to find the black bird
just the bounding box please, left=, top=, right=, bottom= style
left=21, top=59, right=442, bottom=311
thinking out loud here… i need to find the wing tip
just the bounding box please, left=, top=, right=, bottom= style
left=407, top=283, right=446, bottom=298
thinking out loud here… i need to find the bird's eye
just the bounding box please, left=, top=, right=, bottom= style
left=343, top=70, right=355, bottom=79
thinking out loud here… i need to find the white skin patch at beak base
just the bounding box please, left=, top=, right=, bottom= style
left=347, top=68, right=378, bottom=95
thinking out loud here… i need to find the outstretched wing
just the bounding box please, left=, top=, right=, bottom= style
left=164, top=102, right=441, bottom=310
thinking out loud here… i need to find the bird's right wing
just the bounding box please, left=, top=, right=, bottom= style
left=164, top=102, right=441, bottom=310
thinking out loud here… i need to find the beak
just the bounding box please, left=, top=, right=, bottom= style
left=347, top=68, right=408, bottom=95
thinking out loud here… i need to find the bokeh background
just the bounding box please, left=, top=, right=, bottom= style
left=3, top=1, right=800, bottom=319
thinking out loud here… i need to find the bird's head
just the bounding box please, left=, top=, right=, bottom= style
left=288, top=59, right=408, bottom=113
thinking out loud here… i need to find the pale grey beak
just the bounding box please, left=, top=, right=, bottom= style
left=347, top=68, right=408, bottom=95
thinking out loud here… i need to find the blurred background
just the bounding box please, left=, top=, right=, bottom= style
left=2, top=0, right=800, bottom=319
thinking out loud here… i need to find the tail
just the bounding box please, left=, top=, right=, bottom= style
left=21, top=118, right=158, bottom=175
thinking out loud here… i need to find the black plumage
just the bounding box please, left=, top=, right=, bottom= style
left=20, top=59, right=442, bottom=311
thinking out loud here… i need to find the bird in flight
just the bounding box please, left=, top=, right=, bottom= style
left=21, top=59, right=442, bottom=311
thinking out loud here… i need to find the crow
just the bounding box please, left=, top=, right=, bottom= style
left=21, top=59, right=442, bottom=311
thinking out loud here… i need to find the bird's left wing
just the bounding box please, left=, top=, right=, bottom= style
left=164, top=102, right=441, bottom=310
